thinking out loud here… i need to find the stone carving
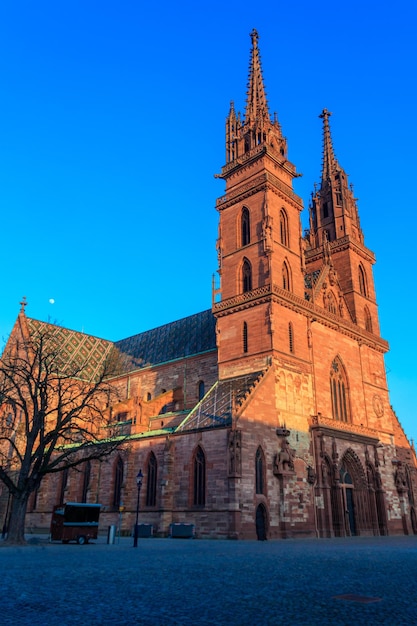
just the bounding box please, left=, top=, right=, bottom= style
left=228, top=430, right=242, bottom=476
left=274, top=429, right=295, bottom=475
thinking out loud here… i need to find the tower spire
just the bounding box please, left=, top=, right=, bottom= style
left=222, top=30, right=288, bottom=166
left=244, top=29, right=269, bottom=126
left=319, top=108, right=339, bottom=182
left=307, top=109, right=363, bottom=248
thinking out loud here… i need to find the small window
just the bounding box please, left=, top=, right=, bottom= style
left=146, top=392, right=152, bottom=401
left=198, top=380, right=205, bottom=401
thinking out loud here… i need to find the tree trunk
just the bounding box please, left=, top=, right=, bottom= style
left=4, top=493, right=30, bottom=545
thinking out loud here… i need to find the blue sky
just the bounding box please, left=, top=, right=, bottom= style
left=0, top=1, right=416, bottom=441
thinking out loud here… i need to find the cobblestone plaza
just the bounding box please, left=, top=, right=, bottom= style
left=2, top=535, right=417, bottom=625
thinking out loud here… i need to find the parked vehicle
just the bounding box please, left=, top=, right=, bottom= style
left=50, top=502, right=101, bottom=544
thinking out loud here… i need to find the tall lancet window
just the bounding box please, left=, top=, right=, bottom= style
left=242, top=258, right=252, bottom=293
left=241, top=207, right=250, bottom=246
left=279, top=209, right=289, bottom=247
left=282, top=261, right=291, bottom=291
left=358, top=264, right=368, bottom=297
left=330, top=357, right=350, bottom=423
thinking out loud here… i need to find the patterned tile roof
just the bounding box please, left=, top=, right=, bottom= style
left=26, top=318, right=115, bottom=381
left=115, top=309, right=216, bottom=370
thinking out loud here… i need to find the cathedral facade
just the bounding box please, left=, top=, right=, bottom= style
left=2, top=30, right=416, bottom=539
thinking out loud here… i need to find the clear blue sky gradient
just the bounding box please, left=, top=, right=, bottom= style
left=0, top=1, right=416, bottom=441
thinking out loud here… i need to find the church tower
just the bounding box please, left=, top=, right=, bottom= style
left=305, top=109, right=380, bottom=335
left=213, top=30, right=307, bottom=380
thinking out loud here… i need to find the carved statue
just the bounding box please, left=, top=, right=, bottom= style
left=274, top=438, right=295, bottom=474
left=228, top=430, right=242, bottom=476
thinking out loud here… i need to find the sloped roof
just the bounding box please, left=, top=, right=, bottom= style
left=115, top=309, right=216, bottom=370
left=26, top=318, right=114, bottom=381
left=177, top=370, right=265, bottom=432
left=23, top=309, right=216, bottom=378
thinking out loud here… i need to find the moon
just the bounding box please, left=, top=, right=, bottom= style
left=49, top=298, right=55, bottom=304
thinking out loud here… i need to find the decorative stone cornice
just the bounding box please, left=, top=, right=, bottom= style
left=213, top=283, right=389, bottom=352
left=216, top=169, right=302, bottom=211
left=305, top=235, right=376, bottom=265
left=309, top=414, right=381, bottom=443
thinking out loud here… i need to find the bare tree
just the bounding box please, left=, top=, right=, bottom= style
left=0, top=324, right=127, bottom=544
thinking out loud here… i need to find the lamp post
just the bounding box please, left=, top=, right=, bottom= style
left=133, top=469, right=143, bottom=548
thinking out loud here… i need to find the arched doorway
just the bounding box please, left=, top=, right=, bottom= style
left=340, top=464, right=356, bottom=536
left=255, top=503, right=267, bottom=540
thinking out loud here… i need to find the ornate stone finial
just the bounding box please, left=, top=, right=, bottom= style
left=20, top=296, right=27, bottom=314
left=250, top=28, right=259, bottom=46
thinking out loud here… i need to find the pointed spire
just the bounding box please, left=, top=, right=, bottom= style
left=319, top=108, right=339, bottom=181
left=245, top=29, right=269, bottom=126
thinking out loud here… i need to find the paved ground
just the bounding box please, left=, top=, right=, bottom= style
left=1, top=534, right=417, bottom=625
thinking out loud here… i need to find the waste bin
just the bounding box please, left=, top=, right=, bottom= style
left=107, top=524, right=117, bottom=544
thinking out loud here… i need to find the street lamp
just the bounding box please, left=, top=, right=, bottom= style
left=133, top=469, right=143, bottom=548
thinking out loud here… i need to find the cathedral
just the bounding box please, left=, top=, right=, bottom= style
left=2, top=30, right=416, bottom=539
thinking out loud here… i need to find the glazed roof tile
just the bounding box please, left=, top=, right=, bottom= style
left=115, top=309, right=216, bottom=370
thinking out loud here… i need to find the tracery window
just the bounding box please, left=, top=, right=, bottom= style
left=255, top=447, right=266, bottom=495
left=242, top=258, right=252, bottom=293
left=241, top=207, right=250, bottom=246
left=146, top=452, right=157, bottom=507
left=279, top=209, right=289, bottom=247
left=193, top=446, right=206, bottom=506
left=330, top=357, right=350, bottom=423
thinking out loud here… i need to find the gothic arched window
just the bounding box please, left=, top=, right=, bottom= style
left=81, top=460, right=91, bottom=503
left=243, top=322, right=248, bottom=353
left=242, top=258, right=252, bottom=293
left=193, top=446, right=206, bottom=506
left=241, top=207, right=250, bottom=247
left=198, top=380, right=205, bottom=401
left=279, top=209, right=289, bottom=247
left=358, top=264, right=368, bottom=297
left=255, top=446, right=266, bottom=495
left=59, top=467, right=69, bottom=505
left=113, top=456, right=124, bottom=508
left=330, top=357, right=350, bottom=423
left=282, top=261, right=291, bottom=291
left=146, top=452, right=157, bottom=507
left=364, top=306, right=373, bottom=332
